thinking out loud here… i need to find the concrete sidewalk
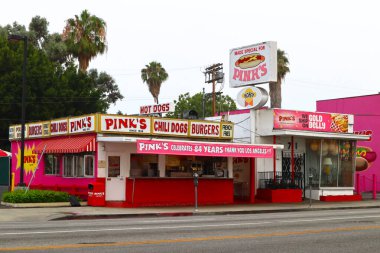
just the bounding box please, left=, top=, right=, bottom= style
left=1, top=199, right=380, bottom=222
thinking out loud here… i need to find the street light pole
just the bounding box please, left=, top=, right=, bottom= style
left=8, top=34, right=27, bottom=186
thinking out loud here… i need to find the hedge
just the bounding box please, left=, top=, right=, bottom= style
left=2, top=189, right=78, bottom=203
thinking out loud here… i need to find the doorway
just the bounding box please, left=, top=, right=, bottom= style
left=106, top=154, right=126, bottom=201
left=233, top=157, right=251, bottom=202
left=282, top=152, right=305, bottom=195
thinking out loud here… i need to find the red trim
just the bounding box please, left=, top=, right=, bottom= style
left=34, top=134, right=96, bottom=154
left=320, top=194, right=362, bottom=202
left=256, top=189, right=303, bottom=203
left=291, top=136, right=295, bottom=182
left=249, top=158, right=255, bottom=203
left=273, top=136, right=276, bottom=183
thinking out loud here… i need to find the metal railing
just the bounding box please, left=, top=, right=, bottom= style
left=258, top=171, right=303, bottom=189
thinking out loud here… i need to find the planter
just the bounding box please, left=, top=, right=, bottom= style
left=256, top=189, right=303, bottom=203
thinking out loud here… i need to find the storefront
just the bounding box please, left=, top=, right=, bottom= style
left=212, top=108, right=369, bottom=201
left=9, top=114, right=280, bottom=207
left=317, top=94, right=379, bottom=194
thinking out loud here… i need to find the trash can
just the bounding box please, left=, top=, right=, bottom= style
left=88, top=182, right=105, bottom=206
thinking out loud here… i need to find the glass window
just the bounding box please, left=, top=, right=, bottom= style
left=320, top=140, right=339, bottom=187
left=338, top=140, right=355, bottom=187
left=63, top=156, right=74, bottom=177
left=74, top=156, right=84, bottom=177
left=305, top=139, right=321, bottom=187
left=85, top=155, right=95, bottom=177
left=44, top=155, right=59, bottom=175
left=108, top=156, right=121, bottom=177
left=165, top=155, right=227, bottom=178
left=130, top=154, right=158, bottom=177
left=63, top=153, right=95, bottom=178
left=305, top=139, right=356, bottom=188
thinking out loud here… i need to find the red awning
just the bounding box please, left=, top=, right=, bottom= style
left=0, top=149, right=11, bottom=157
left=34, top=135, right=96, bottom=154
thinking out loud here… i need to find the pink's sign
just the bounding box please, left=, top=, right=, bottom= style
left=136, top=140, right=273, bottom=158
left=273, top=109, right=350, bottom=133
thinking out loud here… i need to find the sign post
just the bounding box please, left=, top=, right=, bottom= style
left=309, top=174, right=313, bottom=208
left=194, top=172, right=199, bottom=212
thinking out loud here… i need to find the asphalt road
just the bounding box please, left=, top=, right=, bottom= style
left=1, top=208, right=380, bottom=252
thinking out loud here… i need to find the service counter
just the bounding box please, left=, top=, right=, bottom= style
left=125, top=177, right=234, bottom=207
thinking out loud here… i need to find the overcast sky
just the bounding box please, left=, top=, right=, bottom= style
left=2, top=0, right=379, bottom=115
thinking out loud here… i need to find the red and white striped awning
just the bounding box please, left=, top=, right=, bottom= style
left=34, top=135, right=96, bottom=154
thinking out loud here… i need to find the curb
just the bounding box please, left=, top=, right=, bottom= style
left=1, top=201, right=87, bottom=208
left=50, top=204, right=380, bottom=221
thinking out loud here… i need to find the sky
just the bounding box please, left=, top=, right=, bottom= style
left=2, top=0, right=379, bottom=115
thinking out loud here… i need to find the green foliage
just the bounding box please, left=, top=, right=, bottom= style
left=62, top=10, right=107, bottom=72
left=2, top=189, right=73, bottom=203
left=141, top=61, right=169, bottom=104
left=0, top=18, right=123, bottom=150
left=166, top=92, right=237, bottom=118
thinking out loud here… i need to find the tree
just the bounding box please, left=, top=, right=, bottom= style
left=141, top=61, right=168, bottom=104
left=28, top=16, right=49, bottom=49
left=269, top=49, right=290, bottom=108
left=0, top=24, right=122, bottom=150
left=166, top=92, right=237, bottom=119
left=62, top=10, right=107, bottom=72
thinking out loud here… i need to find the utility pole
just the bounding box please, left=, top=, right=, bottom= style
left=204, top=63, right=223, bottom=116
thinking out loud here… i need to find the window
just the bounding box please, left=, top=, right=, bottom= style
left=44, top=155, right=59, bottom=175
left=63, top=153, right=95, bottom=178
left=63, top=156, right=74, bottom=177
left=85, top=155, right=95, bottom=177
left=130, top=154, right=158, bottom=177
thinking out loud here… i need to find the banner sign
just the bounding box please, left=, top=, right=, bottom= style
left=230, top=41, right=277, bottom=88
left=27, top=122, right=49, bottom=138
left=69, top=115, right=96, bottom=134
left=137, top=140, right=273, bottom=158
left=100, top=115, right=151, bottom=134
left=140, top=102, right=174, bottom=115
left=10, top=114, right=234, bottom=140
left=273, top=109, right=350, bottom=133
left=50, top=119, right=68, bottom=136
left=152, top=118, right=188, bottom=136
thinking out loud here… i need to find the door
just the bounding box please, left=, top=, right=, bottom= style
left=282, top=152, right=305, bottom=195
left=106, top=155, right=126, bottom=201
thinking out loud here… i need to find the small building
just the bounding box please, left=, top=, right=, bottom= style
left=9, top=114, right=280, bottom=207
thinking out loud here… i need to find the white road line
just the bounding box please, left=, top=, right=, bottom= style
left=1, top=214, right=380, bottom=236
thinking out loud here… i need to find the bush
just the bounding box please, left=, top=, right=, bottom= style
left=1, top=189, right=76, bottom=203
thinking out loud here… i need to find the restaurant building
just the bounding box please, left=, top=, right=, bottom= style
left=9, top=114, right=280, bottom=207
left=210, top=108, right=369, bottom=201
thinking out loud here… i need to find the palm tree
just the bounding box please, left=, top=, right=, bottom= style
left=141, top=61, right=169, bottom=104
left=269, top=49, right=290, bottom=108
left=62, top=10, right=107, bottom=72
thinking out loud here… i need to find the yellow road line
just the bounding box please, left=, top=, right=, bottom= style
left=1, top=225, right=380, bottom=251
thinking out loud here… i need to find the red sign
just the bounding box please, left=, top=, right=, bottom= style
left=136, top=140, right=273, bottom=158
left=50, top=119, right=68, bottom=136
left=100, top=115, right=150, bottom=134
left=69, top=115, right=95, bottom=134
left=140, top=102, right=174, bottom=115
left=152, top=118, right=188, bottom=136
left=273, top=109, right=350, bottom=133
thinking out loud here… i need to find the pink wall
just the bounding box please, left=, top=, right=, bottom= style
left=11, top=137, right=97, bottom=188
left=317, top=94, right=380, bottom=192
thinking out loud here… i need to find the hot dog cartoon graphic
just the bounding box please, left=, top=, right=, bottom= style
left=235, top=53, right=265, bottom=69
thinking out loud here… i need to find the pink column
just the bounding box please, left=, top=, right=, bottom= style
left=373, top=174, right=377, bottom=200
left=356, top=173, right=360, bottom=194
